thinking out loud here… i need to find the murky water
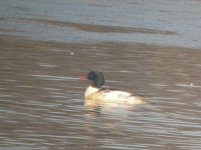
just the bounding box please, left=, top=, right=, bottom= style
left=1, top=0, right=201, bottom=150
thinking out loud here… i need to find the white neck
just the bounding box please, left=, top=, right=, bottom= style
left=85, top=85, right=99, bottom=98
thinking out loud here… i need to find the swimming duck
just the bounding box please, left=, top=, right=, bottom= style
left=81, top=71, right=146, bottom=105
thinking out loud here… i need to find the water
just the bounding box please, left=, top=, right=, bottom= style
left=1, top=0, right=201, bottom=150
left=1, top=0, right=201, bottom=48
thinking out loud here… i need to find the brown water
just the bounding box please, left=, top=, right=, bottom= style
left=1, top=0, right=201, bottom=150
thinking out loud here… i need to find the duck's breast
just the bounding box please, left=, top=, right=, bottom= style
left=85, top=86, right=99, bottom=98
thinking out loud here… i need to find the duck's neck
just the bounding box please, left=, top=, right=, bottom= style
left=85, top=85, right=99, bottom=98
left=92, top=78, right=104, bottom=88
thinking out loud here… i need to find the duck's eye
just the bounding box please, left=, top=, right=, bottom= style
left=88, top=72, right=96, bottom=80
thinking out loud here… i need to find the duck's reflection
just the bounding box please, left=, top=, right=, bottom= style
left=84, top=98, right=138, bottom=117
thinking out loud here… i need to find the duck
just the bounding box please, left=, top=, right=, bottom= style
left=81, top=71, right=146, bottom=105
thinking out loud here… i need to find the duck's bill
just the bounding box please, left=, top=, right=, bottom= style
left=79, top=75, right=88, bottom=80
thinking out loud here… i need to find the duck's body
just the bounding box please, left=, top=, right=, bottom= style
left=82, top=71, right=146, bottom=105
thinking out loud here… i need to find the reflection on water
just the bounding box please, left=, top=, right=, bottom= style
left=1, top=35, right=201, bottom=150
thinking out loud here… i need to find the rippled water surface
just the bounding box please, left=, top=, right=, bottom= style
left=1, top=0, right=201, bottom=150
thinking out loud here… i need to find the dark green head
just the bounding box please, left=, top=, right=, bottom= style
left=87, top=71, right=105, bottom=88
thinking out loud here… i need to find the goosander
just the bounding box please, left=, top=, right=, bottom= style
left=81, top=71, right=146, bottom=105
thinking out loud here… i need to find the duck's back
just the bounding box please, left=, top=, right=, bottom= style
left=96, top=89, right=131, bottom=102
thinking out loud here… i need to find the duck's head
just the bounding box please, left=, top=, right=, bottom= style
left=82, top=71, right=105, bottom=88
